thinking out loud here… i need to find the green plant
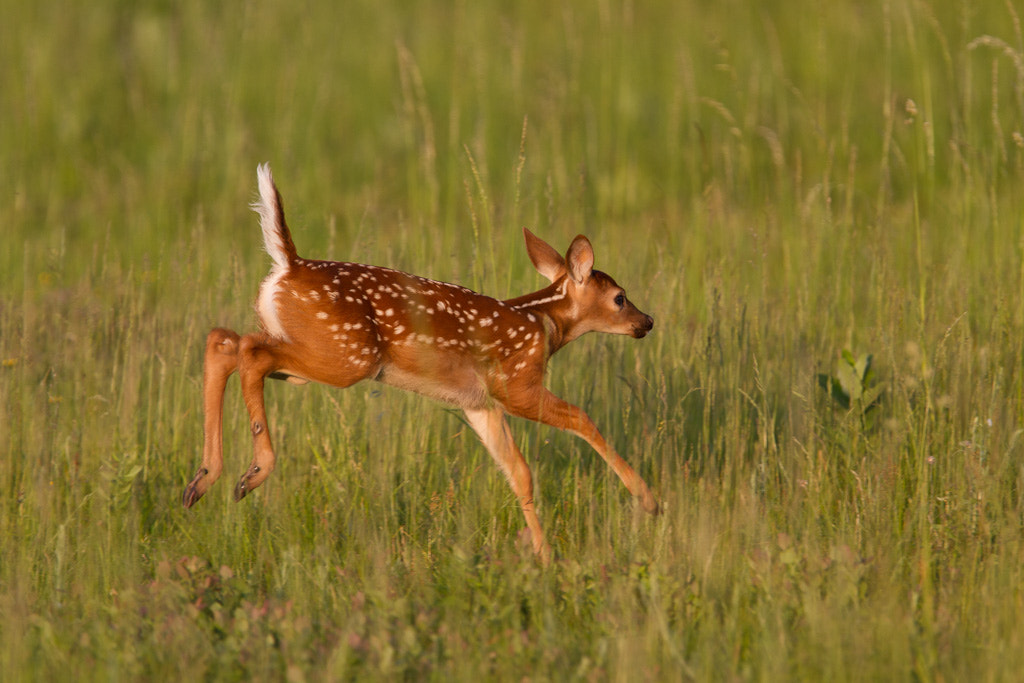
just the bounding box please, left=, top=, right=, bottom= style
left=818, top=350, right=887, bottom=422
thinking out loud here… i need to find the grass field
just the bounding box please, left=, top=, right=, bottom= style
left=3, top=0, right=1024, bottom=679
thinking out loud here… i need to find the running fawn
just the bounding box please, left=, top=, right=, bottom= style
left=183, top=165, right=658, bottom=560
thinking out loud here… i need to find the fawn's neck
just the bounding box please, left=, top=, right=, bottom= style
left=504, top=279, right=578, bottom=356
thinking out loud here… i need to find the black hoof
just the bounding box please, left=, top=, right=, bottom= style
left=233, top=480, right=248, bottom=501
left=234, top=466, right=259, bottom=502
left=182, top=468, right=208, bottom=508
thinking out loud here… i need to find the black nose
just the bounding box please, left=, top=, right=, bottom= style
left=633, top=314, right=654, bottom=338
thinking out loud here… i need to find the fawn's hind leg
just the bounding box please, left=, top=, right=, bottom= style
left=183, top=328, right=241, bottom=507
left=233, top=332, right=287, bottom=501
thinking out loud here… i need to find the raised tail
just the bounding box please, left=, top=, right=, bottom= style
left=252, top=164, right=299, bottom=269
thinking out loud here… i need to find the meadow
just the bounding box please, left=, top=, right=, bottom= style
left=3, top=0, right=1024, bottom=679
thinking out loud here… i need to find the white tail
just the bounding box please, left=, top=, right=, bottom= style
left=184, top=165, right=659, bottom=561
left=253, top=163, right=295, bottom=270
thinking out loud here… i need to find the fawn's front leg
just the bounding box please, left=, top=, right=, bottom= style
left=508, top=388, right=659, bottom=515
left=233, top=333, right=282, bottom=501
left=464, top=407, right=552, bottom=563
left=183, top=328, right=241, bottom=508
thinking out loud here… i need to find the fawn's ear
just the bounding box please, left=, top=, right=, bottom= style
left=565, top=235, right=594, bottom=284
left=523, top=228, right=566, bottom=283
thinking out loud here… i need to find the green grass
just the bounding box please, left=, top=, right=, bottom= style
left=3, top=0, right=1024, bottom=679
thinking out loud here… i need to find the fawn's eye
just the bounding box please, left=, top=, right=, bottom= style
left=614, top=293, right=625, bottom=307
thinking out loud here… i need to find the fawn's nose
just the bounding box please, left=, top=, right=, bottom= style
left=633, top=314, right=654, bottom=338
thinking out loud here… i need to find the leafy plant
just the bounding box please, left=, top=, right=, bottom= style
left=818, top=350, right=886, bottom=419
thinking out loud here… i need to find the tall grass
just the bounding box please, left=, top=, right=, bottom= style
left=3, top=0, right=1024, bottom=679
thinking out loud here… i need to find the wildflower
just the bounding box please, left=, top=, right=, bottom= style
left=904, top=99, right=918, bottom=124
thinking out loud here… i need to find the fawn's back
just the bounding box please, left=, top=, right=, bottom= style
left=262, top=258, right=549, bottom=408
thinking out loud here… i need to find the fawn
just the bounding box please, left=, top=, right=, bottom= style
left=183, top=164, right=659, bottom=560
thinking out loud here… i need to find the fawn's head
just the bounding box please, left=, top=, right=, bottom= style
left=523, top=228, right=654, bottom=343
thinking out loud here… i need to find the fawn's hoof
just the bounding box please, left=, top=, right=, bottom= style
left=182, top=468, right=209, bottom=508
left=234, top=466, right=263, bottom=501
left=517, top=528, right=553, bottom=565
left=234, top=476, right=250, bottom=501
left=642, top=493, right=661, bottom=516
